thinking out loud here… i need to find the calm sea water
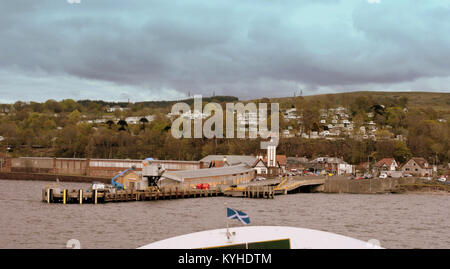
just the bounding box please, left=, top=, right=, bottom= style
left=0, top=179, right=448, bottom=249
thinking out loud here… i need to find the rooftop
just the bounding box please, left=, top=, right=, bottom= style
left=200, top=155, right=257, bottom=167
left=376, top=158, right=397, bottom=168
left=163, top=164, right=254, bottom=182
left=310, top=157, right=348, bottom=164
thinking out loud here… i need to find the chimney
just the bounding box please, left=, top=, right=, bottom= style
left=223, top=156, right=227, bottom=163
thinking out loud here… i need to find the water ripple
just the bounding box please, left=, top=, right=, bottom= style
left=0, top=180, right=449, bottom=249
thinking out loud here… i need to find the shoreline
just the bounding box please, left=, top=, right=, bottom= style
left=399, top=191, right=450, bottom=196
left=1, top=172, right=449, bottom=196
left=393, top=183, right=450, bottom=195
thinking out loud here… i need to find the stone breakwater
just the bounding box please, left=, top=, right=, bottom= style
left=323, top=177, right=449, bottom=194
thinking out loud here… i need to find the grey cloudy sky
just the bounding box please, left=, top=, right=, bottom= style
left=0, top=0, right=449, bottom=103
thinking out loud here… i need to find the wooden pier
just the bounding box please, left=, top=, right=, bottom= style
left=42, top=184, right=278, bottom=204
left=223, top=185, right=275, bottom=199
left=245, top=186, right=275, bottom=199
left=42, top=187, right=223, bottom=204
left=41, top=177, right=327, bottom=204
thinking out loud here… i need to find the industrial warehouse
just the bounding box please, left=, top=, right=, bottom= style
left=160, top=164, right=255, bottom=187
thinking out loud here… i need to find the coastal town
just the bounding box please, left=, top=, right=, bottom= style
left=0, top=93, right=449, bottom=195
left=1, top=0, right=450, bottom=252
left=1, top=135, right=449, bottom=204
left=0, top=148, right=447, bottom=206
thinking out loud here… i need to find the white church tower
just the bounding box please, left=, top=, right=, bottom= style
left=267, top=136, right=277, bottom=167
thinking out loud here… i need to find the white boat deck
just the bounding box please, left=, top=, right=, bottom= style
left=138, top=226, right=383, bottom=249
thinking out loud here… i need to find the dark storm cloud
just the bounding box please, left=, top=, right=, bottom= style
left=0, top=0, right=449, bottom=102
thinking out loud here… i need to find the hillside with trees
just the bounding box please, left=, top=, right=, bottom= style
left=0, top=92, right=448, bottom=166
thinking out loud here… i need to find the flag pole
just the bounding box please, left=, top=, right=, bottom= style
left=225, top=202, right=230, bottom=240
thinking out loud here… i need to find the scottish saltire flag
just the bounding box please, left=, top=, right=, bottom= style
left=227, top=208, right=250, bottom=225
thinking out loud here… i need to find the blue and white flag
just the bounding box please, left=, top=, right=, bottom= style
left=227, top=208, right=250, bottom=225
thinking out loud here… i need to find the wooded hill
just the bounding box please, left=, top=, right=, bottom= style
left=0, top=91, right=448, bottom=166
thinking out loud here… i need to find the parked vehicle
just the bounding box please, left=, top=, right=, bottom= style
left=92, top=182, right=106, bottom=190
left=422, top=177, right=432, bottom=181
left=388, top=171, right=403, bottom=178
left=363, top=174, right=373, bottom=179
left=437, top=177, right=447, bottom=182
left=252, top=176, right=266, bottom=182
left=196, top=183, right=210, bottom=190
left=379, top=174, right=388, bottom=179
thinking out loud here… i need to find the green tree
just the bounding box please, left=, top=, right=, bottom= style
left=44, top=99, right=62, bottom=113
left=69, top=110, right=81, bottom=124
left=393, top=141, right=412, bottom=164
left=385, top=107, right=406, bottom=130
left=61, top=99, right=79, bottom=112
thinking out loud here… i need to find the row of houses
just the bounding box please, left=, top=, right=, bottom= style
left=281, top=106, right=399, bottom=141
left=163, top=105, right=401, bottom=142
left=193, top=155, right=438, bottom=178
left=284, top=156, right=439, bottom=177
left=192, top=153, right=438, bottom=178
left=373, top=157, right=434, bottom=177
left=286, top=156, right=353, bottom=175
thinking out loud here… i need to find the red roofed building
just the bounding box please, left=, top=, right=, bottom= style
left=252, top=155, right=287, bottom=175
left=375, top=158, right=399, bottom=172
left=308, top=157, right=353, bottom=175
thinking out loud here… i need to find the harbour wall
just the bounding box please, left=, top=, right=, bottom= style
left=323, top=177, right=422, bottom=194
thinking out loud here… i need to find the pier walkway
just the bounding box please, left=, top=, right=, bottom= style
left=43, top=187, right=223, bottom=204
left=274, top=178, right=326, bottom=194
left=42, top=177, right=326, bottom=204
